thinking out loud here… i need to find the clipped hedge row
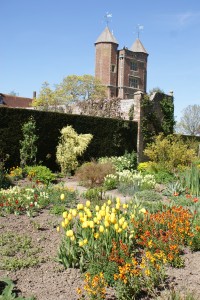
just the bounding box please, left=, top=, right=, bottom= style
left=0, top=107, right=138, bottom=171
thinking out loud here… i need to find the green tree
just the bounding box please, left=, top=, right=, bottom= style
left=56, top=125, right=93, bottom=174
left=176, top=104, right=200, bottom=136
left=20, top=117, right=38, bottom=168
left=33, top=75, right=106, bottom=111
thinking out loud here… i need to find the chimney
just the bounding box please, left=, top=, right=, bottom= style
left=33, top=91, right=37, bottom=99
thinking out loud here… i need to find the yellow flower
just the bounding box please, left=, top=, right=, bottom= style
left=139, top=208, right=146, bottom=214
left=56, top=226, right=60, bottom=232
left=66, top=229, right=74, bottom=237
left=87, top=210, right=92, bottom=218
left=67, top=213, right=72, bottom=221
left=71, top=209, right=77, bottom=217
left=112, top=207, right=116, bottom=213
left=86, top=200, right=91, bottom=207
left=99, top=225, right=104, bottom=233
left=89, top=221, right=94, bottom=228
left=104, top=220, right=110, bottom=227
left=110, top=213, right=116, bottom=224
left=94, top=232, right=99, bottom=239
left=61, top=221, right=65, bottom=228
left=62, top=211, right=68, bottom=218
left=145, top=269, right=151, bottom=276
left=82, top=221, right=89, bottom=228
left=95, top=205, right=100, bottom=211
left=70, top=236, right=75, bottom=242
left=117, top=228, right=122, bottom=233
left=107, top=199, right=112, bottom=205
left=83, top=239, right=88, bottom=245
left=77, top=203, right=84, bottom=210
left=114, top=223, right=119, bottom=231
left=122, top=221, right=128, bottom=230
left=64, top=218, right=69, bottom=226
left=116, top=203, right=120, bottom=210
left=119, top=217, right=125, bottom=226
left=60, top=193, right=65, bottom=200
left=79, top=212, right=84, bottom=218
left=100, top=210, right=106, bottom=217
left=79, top=240, right=84, bottom=247
left=131, top=214, right=135, bottom=219
left=116, top=197, right=121, bottom=203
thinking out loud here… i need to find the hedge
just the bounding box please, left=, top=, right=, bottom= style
left=0, top=107, right=138, bottom=171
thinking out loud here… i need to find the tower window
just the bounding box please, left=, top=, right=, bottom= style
left=130, top=61, right=137, bottom=71
left=129, top=78, right=138, bottom=88
left=111, top=64, right=116, bottom=73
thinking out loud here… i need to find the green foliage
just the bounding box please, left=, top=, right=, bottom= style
left=24, top=165, right=55, bottom=185
left=82, top=187, right=105, bottom=202
left=0, top=232, right=41, bottom=270
left=0, top=278, right=35, bottom=300
left=180, top=163, right=200, bottom=197
left=0, top=107, right=137, bottom=171
left=76, top=160, right=115, bottom=188
left=56, top=126, right=93, bottom=174
left=141, top=92, right=175, bottom=144
left=0, top=154, right=12, bottom=189
left=19, top=116, right=38, bottom=168
left=134, top=190, right=163, bottom=202
left=144, top=133, right=197, bottom=173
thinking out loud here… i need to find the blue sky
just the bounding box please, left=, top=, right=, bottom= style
left=0, top=0, right=200, bottom=121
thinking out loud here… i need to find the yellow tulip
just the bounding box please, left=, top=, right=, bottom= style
left=79, top=240, right=84, bottom=247
left=97, top=214, right=102, bottom=221
left=116, top=203, right=120, bottom=210
left=64, top=218, right=69, bottom=225
left=105, top=206, right=110, bottom=213
left=56, top=226, right=60, bottom=232
left=114, top=223, right=119, bottom=231
left=117, top=228, right=122, bottom=233
left=87, top=211, right=92, bottom=218
left=83, top=239, right=88, bottom=245
left=93, top=217, right=98, bottom=223
left=89, top=221, right=94, bottom=228
left=68, top=213, right=72, bottom=221
left=122, top=221, right=128, bottom=230
left=77, top=203, right=84, bottom=210
left=94, top=232, right=99, bottom=239
left=99, top=225, right=104, bottom=233
left=79, top=212, right=84, bottom=218
left=86, top=200, right=91, bottom=207
left=82, top=221, right=88, bottom=228
left=60, top=193, right=65, bottom=201
left=139, top=208, right=147, bottom=214
left=104, top=220, right=110, bottom=227
left=62, top=211, right=68, bottom=218
left=70, top=236, right=75, bottom=241
left=100, top=210, right=106, bottom=217
left=119, top=217, right=125, bottom=226
left=105, top=214, right=110, bottom=221
left=112, top=208, right=116, bottom=213
left=95, top=205, right=100, bottom=211
left=72, top=209, right=77, bottom=217
left=107, top=199, right=112, bottom=205
left=116, top=197, right=121, bottom=203
left=66, top=229, right=74, bottom=237
left=61, top=221, right=65, bottom=228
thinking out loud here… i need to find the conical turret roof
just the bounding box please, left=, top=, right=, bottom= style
left=130, top=38, right=148, bottom=54
left=95, top=26, right=118, bottom=45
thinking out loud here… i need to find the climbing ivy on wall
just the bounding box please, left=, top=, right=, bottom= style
left=141, top=93, right=175, bottom=144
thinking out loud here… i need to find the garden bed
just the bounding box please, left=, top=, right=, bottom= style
left=0, top=177, right=200, bottom=299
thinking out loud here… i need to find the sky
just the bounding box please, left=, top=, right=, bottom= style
left=0, top=0, right=200, bottom=121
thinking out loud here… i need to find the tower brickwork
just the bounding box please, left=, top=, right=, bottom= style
left=95, top=27, right=148, bottom=99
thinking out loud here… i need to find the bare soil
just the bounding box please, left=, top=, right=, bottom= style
left=0, top=179, right=200, bottom=300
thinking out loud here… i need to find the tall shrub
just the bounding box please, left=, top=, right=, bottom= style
left=56, top=125, right=93, bottom=174
left=19, top=116, right=38, bottom=168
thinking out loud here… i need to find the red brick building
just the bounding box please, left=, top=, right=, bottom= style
left=0, top=93, right=33, bottom=108
left=95, top=26, right=148, bottom=99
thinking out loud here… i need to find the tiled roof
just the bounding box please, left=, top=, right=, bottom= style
left=95, top=26, right=118, bottom=45
left=0, top=93, right=33, bottom=108
left=130, top=38, right=148, bottom=54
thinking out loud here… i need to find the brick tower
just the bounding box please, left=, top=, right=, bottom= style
left=95, top=27, right=148, bottom=99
